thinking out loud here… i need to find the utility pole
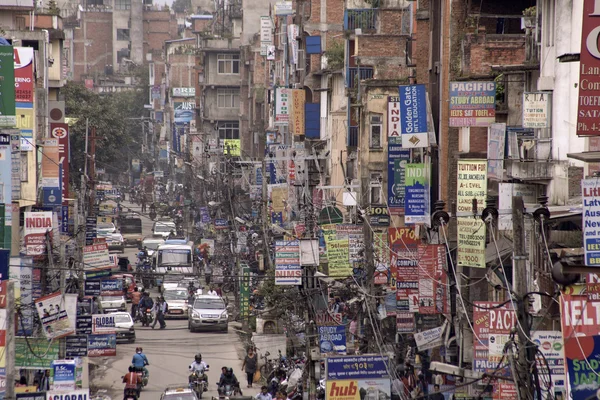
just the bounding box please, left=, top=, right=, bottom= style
left=512, top=196, right=541, bottom=400
left=261, top=157, right=273, bottom=270
left=5, top=281, right=15, bottom=400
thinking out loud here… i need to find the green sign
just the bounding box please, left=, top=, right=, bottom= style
left=0, top=46, right=16, bottom=127
left=15, top=337, right=61, bottom=369
left=239, top=266, right=250, bottom=318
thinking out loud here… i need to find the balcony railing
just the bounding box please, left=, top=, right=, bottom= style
left=505, top=160, right=555, bottom=181
left=344, top=9, right=378, bottom=31
left=348, top=126, right=359, bottom=147
left=347, top=67, right=374, bottom=89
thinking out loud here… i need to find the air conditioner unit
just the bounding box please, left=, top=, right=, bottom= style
left=296, top=50, right=305, bottom=71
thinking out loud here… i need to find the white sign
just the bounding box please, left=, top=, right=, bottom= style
left=532, top=331, right=566, bottom=399
left=288, top=24, right=299, bottom=65
left=83, top=243, right=111, bottom=270
left=274, top=1, right=293, bottom=15
left=523, top=92, right=551, bottom=128
left=92, top=314, right=116, bottom=334
left=488, top=333, right=510, bottom=363
left=172, top=87, right=196, bottom=97
left=266, top=45, right=276, bottom=61
left=414, top=325, right=444, bottom=351
left=260, top=16, right=272, bottom=43
left=498, top=183, right=537, bottom=230
left=47, top=389, right=90, bottom=400
left=24, top=211, right=53, bottom=255
left=387, top=96, right=400, bottom=138
left=275, top=88, right=290, bottom=125
left=583, top=178, right=600, bottom=266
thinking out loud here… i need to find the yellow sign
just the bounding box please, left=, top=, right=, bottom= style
left=223, top=139, right=241, bottom=157
left=97, top=216, right=113, bottom=224
left=271, top=187, right=287, bottom=212
left=326, top=239, right=351, bottom=277
left=456, top=160, right=487, bottom=214
left=16, top=107, right=34, bottom=130
left=290, top=89, right=306, bottom=136
left=457, top=217, right=486, bottom=268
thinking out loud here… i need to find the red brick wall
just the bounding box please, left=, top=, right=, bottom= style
left=144, top=10, right=179, bottom=56
left=462, top=33, right=526, bottom=76
left=73, top=12, right=113, bottom=81
left=469, top=127, right=488, bottom=153
left=326, top=0, right=344, bottom=24
left=357, top=36, right=405, bottom=57
left=379, top=10, right=405, bottom=35
left=414, top=0, right=430, bottom=85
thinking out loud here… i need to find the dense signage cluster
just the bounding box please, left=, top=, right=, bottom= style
left=577, top=0, right=600, bottom=135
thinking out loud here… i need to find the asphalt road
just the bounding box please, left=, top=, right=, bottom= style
left=93, top=200, right=246, bottom=400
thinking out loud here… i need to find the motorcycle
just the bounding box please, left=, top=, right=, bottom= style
left=149, top=210, right=157, bottom=220
left=139, top=308, right=153, bottom=327
left=216, top=383, right=242, bottom=399
left=132, top=366, right=149, bottom=388
left=316, top=380, right=325, bottom=400
left=189, top=367, right=210, bottom=398
left=123, top=387, right=139, bottom=400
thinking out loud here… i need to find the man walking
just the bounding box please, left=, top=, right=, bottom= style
left=131, top=288, right=142, bottom=320
left=151, top=296, right=167, bottom=329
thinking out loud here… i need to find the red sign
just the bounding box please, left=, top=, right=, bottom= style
left=417, top=244, right=448, bottom=314
left=577, top=0, right=600, bottom=135
left=388, top=228, right=419, bottom=291
left=488, top=307, right=517, bottom=335
left=50, top=123, right=70, bottom=203
left=14, top=47, right=34, bottom=103
left=561, top=293, right=600, bottom=338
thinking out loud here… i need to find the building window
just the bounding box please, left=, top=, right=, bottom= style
left=543, top=0, right=555, bottom=47
left=369, top=172, right=382, bottom=204
left=117, top=29, right=130, bottom=41
left=370, top=114, right=383, bottom=148
left=115, top=0, right=131, bottom=10
left=218, top=121, right=240, bottom=139
left=217, top=54, right=240, bottom=74
left=217, top=89, right=240, bottom=108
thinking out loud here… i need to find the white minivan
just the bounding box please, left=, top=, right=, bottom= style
left=152, top=220, right=177, bottom=239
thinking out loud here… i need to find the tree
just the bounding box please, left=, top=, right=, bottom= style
left=172, top=0, right=191, bottom=13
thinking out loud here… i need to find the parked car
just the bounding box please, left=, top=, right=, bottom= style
left=188, top=295, right=228, bottom=332
left=110, top=311, right=136, bottom=343
left=107, top=232, right=125, bottom=253
left=163, top=288, right=190, bottom=319
left=100, top=295, right=127, bottom=313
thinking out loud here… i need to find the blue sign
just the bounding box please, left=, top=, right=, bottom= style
left=271, top=212, right=283, bottom=225
left=84, top=280, right=101, bottom=296
left=42, top=187, right=61, bottom=206
left=172, top=125, right=181, bottom=153
left=387, top=144, right=410, bottom=213
left=319, top=325, right=347, bottom=355
left=399, top=84, right=428, bottom=148
left=100, top=279, right=123, bottom=292
left=61, top=205, right=69, bottom=235
left=0, top=250, right=8, bottom=281
left=200, top=207, right=210, bottom=223
left=214, top=219, right=229, bottom=230
left=326, top=355, right=389, bottom=380
left=566, top=335, right=600, bottom=400
left=256, top=167, right=263, bottom=186
left=87, top=333, right=117, bottom=356
left=52, top=360, right=76, bottom=390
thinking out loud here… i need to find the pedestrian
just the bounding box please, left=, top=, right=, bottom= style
left=241, top=347, right=257, bottom=388
left=131, top=287, right=142, bottom=320
left=391, top=375, right=405, bottom=400
left=256, top=386, right=272, bottom=400
left=207, top=285, right=218, bottom=296
left=427, top=384, right=444, bottom=400
left=151, top=296, right=167, bottom=329
left=141, top=196, right=147, bottom=213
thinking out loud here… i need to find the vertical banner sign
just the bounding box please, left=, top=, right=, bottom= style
left=456, top=217, right=486, bottom=269
left=417, top=245, right=448, bottom=314
left=449, top=81, right=496, bottom=127
left=404, top=163, right=430, bottom=225
left=239, top=266, right=250, bottom=318
left=522, top=92, right=551, bottom=128
left=10, top=133, right=20, bottom=201
left=387, top=144, right=410, bottom=215
left=290, top=89, right=306, bottom=136
left=24, top=212, right=53, bottom=255
left=531, top=331, right=566, bottom=399
left=473, top=302, right=507, bottom=374
left=275, top=240, right=302, bottom=285
left=287, top=24, right=299, bottom=65
left=0, top=46, right=16, bottom=127
left=457, top=162, right=488, bottom=266
left=0, top=134, right=12, bottom=208
left=373, top=231, right=389, bottom=285
left=577, top=0, right=600, bottom=136
left=487, top=123, right=506, bottom=180
left=14, top=47, right=34, bottom=103
left=398, top=84, right=429, bottom=148
left=41, top=139, right=60, bottom=188
left=387, top=96, right=401, bottom=144
left=275, top=88, right=290, bottom=125
left=583, top=178, right=600, bottom=265
left=389, top=228, right=419, bottom=313
left=50, top=123, right=70, bottom=203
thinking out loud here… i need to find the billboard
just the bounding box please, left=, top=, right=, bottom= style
left=173, top=101, right=194, bottom=123
left=0, top=46, right=16, bottom=127
left=50, top=123, right=70, bottom=202
left=449, top=81, right=496, bottom=127
left=583, top=178, right=600, bottom=266
left=404, top=163, right=430, bottom=225
left=275, top=88, right=290, bottom=125
left=577, top=0, right=600, bottom=136
left=387, top=144, right=410, bottom=215
left=398, top=85, right=428, bottom=148
left=24, top=212, right=53, bottom=255
left=14, top=47, right=34, bottom=103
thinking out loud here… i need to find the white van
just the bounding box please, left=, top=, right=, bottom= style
left=153, top=243, right=194, bottom=286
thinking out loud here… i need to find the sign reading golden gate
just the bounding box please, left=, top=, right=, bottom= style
left=577, top=0, right=600, bottom=135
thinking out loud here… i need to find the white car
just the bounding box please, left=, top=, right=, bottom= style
left=141, top=237, right=165, bottom=257
left=161, top=386, right=198, bottom=400
left=109, top=312, right=136, bottom=343
left=107, top=233, right=125, bottom=253
left=163, top=288, right=190, bottom=319
left=188, top=295, right=228, bottom=332
left=97, top=222, right=117, bottom=236
left=153, top=220, right=177, bottom=239
left=101, top=295, right=127, bottom=313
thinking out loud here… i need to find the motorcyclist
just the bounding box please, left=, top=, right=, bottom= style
left=123, top=365, right=142, bottom=398
left=189, top=353, right=209, bottom=388
left=218, top=367, right=240, bottom=395
left=139, top=293, right=154, bottom=324
left=138, top=247, right=148, bottom=262
left=131, top=347, right=150, bottom=379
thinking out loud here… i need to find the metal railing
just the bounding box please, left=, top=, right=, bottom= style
left=346, top=67, right=374, bottom=89
left=344, top=9, right=378, bottom=31
left=348, top=126, right=359, bottom=147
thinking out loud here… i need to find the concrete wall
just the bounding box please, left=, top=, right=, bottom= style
left=205, top=51, right=241, bottom=86
left=130, top=0, right=144, bottom=64
left=48, top=39, right=63, bottom=83
left=203, top=88, right=240, bottom=120
left=241, top=0, right=271, bottom=46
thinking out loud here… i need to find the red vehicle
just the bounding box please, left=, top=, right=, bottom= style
left=112, top=274, right=137, bottom=302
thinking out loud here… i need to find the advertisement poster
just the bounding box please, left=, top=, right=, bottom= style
left=52, top=360, right=76, bottom=391
left=577, top=0, right=600, bottom=136
left=472, top=302, right=511, bottom=374
left=326, top=355, right=389, bottom=380
left=24, top=211, right=53, bottom=255
left=16, top=103, right=33, bottom=151
left=398, top=85, right=428, bottom=148
left=82, top=243, right=111, bottom=270
left=449, top=81, right=496, bottom=127
left=326, top=239, right=351, bottom=278
left=0, top=46, right=16, bottom=127
left=532, top=331, right=566, bottom=399
left=290, top=88, right=305, bottom=136
left=15, top=338, right=60, bottom=369
left=523, top=92, right=551, bottom=128
left=92, top=314, right=116, bottom=334
left=414, top=325, right=444, bottom=351
left=396, top=312, right=415, bottom=333
left=373, top=232, right=389, bottom=285
left=387, top=144, right=410, bottom=215
left=172, top=87, right=195, bottom=97
left=173, top=101, right=194, bottom=123
left=404, top=163, right=430, bottom=225
left=35, top=292, right=73, bottom=339
left=65, top=335, right=88, bottom=358
left=275, top=240, right=302, bottom=285
left=325, top=379, right=390, bottom=400
left=46, top=390, right=89, bottom=400
left=565, top=335, right=600, bottom=400
left=50, top=123, right=70, bottom=203
left=41, top=138, right=60, bottom=188
left=487, top=123, right=506, bottom=180
left=336, top=225, right=364, bottom=263
left=319, top=325, right=347, bottom=355
left=456, top=218, right=486, bottom=268
left=388, top=228, right=419, bottom=291
left=390, top=230, right=419, bottom=313
left=387, top=96, right=400, bottom=142
left=583, top=178, right=600, bottom=265
left=87, top=334, right=117, bottom=357
left=0, top=134, right=12, bottom=208
left=456, top=160, right=487, bottom=214
left=14, top=47, right=34, bottom=103
left=275, top=88, right=290, bottom=125
left=417, top=245, right=448, bottom=314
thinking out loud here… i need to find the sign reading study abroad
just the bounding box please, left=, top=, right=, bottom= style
left=577, top=0, right=600, bottom=136
left=582, top=178, right=600, bottom=265
left=449, top=81, right=496, bottom=127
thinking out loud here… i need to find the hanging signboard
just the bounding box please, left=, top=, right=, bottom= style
left=487, top=123, right=506, bottom=181
left=319, top=325, right=347, bottom=355
left=522, top=92, right=551, bottom=128
left=87, top=334, right=117, bottom=357
left=456, top=218, right=486, bottom=268
left=583, top=178, right=600, bottom=266
left=34, top=292, right=74, bottom=339
left=449, top=81, right=496, bottom=127
left=275, top=88, right=290, bottom=125
left=398, top=85, right=428, bottom=148
left=404, top=163, right=430, bottom=225
left=387, top=144, right=410, bottom=215
left=275, top=240, right=302, bottom=285
left=456, top=160, right=487, bottom=214
left=577, top=0, right=600, bottom=136
left=387, top=96, right=400, bottom=143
